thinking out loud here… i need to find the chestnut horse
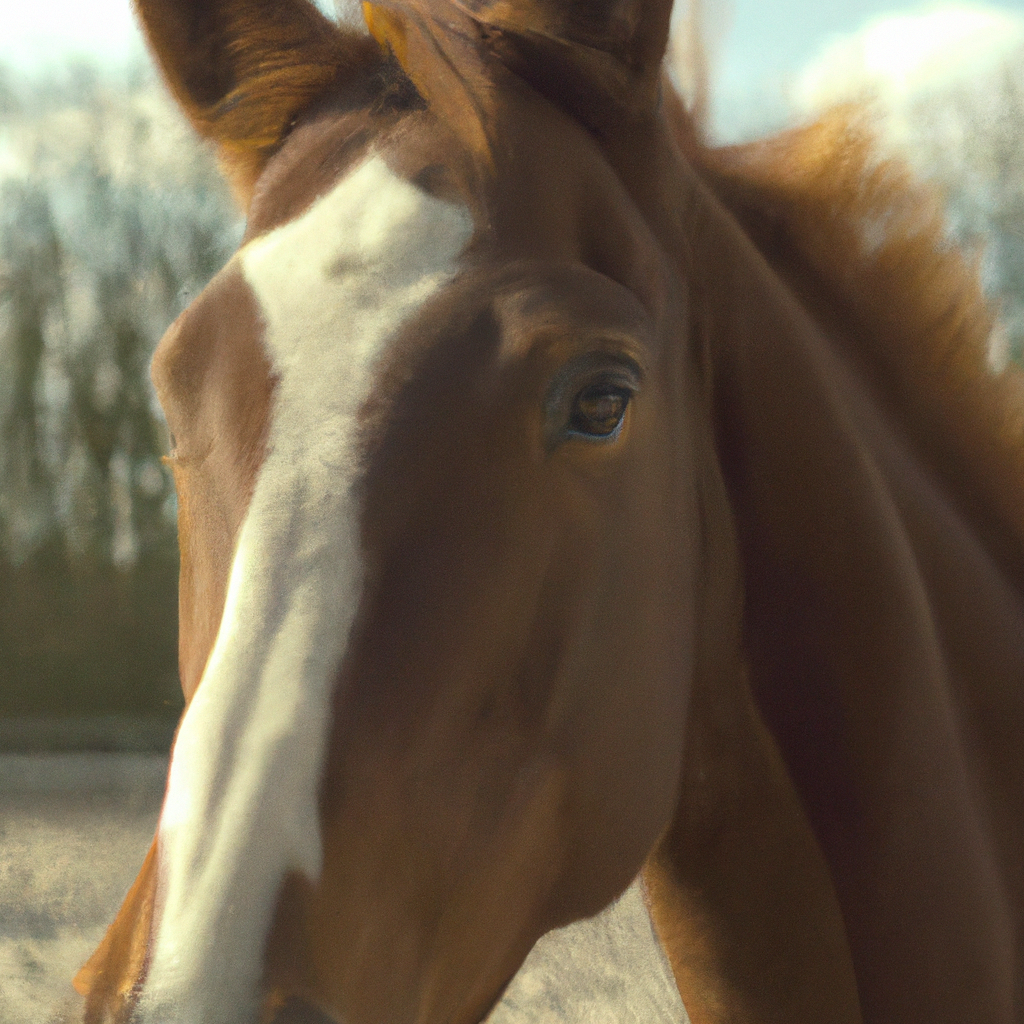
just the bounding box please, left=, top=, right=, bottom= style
left=73, top=0, right=1024, bottom=1022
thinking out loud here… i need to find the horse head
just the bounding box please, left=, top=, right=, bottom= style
left=75, top=1, right=1024, bottom=1022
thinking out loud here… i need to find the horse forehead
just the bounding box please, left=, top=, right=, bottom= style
left=240, top=153, right=474, bottom=349
left=235, top=152, right=475, bottom=475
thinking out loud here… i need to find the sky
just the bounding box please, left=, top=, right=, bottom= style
left=4, top=0, right=1023, bottom=68
left=722, top=0, right=1023, bottom=80
left=1, top=0, right=1023, bottom=136
left=702, top=0, right=1024, bottom=137
left=0, top=0, right=339, bottom=72
left=2, top=0, right=144, bottom=73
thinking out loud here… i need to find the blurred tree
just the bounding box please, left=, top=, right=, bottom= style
left=0, top=178, right=63, bottom=564
left=0, top=60, right=241, bottom=729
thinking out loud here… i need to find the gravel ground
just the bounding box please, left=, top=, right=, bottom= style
left=0, top=754, right=687, bottom=1024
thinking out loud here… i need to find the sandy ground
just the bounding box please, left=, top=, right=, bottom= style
left=0, top=754, right=167, bottom=1023
left=0, top=754, right=687, bottom=1024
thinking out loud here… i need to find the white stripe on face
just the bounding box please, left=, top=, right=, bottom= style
left=140, top=156, right=473, bottom=1023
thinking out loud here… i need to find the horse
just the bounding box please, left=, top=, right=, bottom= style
left=70, top=0, right=1024, bottom=1021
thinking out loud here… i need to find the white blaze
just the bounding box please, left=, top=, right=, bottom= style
left=140, top=155, right=472, bottom=1022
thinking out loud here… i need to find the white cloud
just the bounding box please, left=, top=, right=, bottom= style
left=793, top=2, right=1024, bottom=111
left=1, top=0, right=143, bottom=73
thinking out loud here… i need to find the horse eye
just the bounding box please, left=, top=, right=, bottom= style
left=569, top=385, right=630, bottom=437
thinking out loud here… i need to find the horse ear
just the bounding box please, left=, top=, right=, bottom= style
left=133, top=0, right=381, bottom=205
left=462, top=0, right=674, bottom=114
left=364, top=0, right=675, bottom=131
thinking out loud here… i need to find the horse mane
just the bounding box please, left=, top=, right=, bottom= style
left=684, top=106, right=1024, bottom=593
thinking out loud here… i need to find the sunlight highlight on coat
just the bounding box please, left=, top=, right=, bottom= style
left=139, top=155, right=472, bottom=1023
